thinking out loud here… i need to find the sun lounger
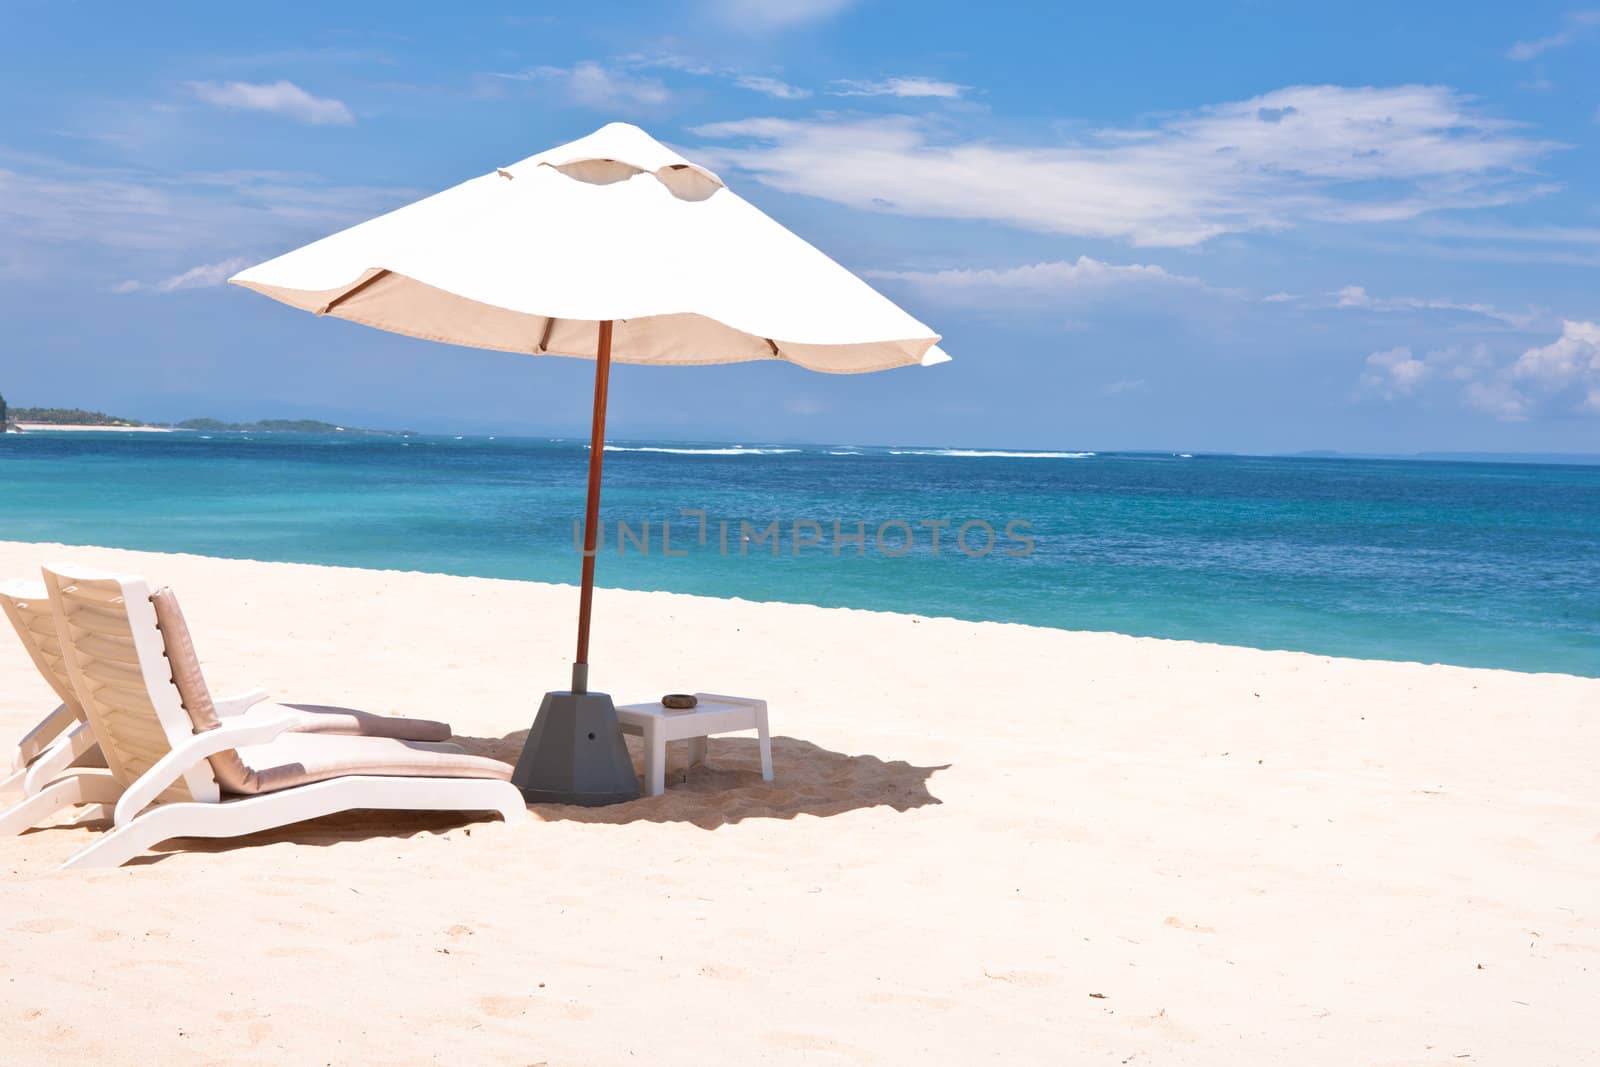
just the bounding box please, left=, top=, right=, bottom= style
left=1, top=578, right=99, bottom=797
left=0, top=578, right=453, bottom=798
left=0, top=565, right=525, bottom=868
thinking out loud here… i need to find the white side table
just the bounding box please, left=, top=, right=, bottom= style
left=614, top=693, right=773, bottom=797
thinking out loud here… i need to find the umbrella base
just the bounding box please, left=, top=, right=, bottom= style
left=512, top=690, right=641, bottom=806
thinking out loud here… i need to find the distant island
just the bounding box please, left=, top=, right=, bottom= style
left=1289, top=449, right=1600, bottom=467
left=174, top=418, right=417, bottom=436
left=9, top=406, right=145, bottom=428
left=2, top=405, right=415, bottom=436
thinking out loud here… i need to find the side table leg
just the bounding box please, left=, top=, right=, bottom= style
left=687, top=736, right=709, bottom=769
left=756, top=705, right=773, bottom=783
left=647, top=723, right=667, bottom=797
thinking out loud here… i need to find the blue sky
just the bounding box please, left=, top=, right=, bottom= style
left=2, top=0, right=1598, bottom=452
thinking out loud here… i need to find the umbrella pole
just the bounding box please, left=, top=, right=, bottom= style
left=511, top=317, right=640, bottom=806
left=572, top=319, right=612, bottom=694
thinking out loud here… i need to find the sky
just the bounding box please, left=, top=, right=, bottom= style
left=1, top=0, right=1598, bottom=453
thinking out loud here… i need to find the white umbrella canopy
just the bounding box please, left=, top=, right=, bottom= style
left=229, top=121, right=950, bottom=804
left=230, top=122, right=949, bottom=373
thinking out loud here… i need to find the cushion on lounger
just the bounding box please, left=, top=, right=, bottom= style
left=149, top=589, right=456, bottom=793
left=274, top=703, right=452, bottom=743
left=227, top=733, right=515, bottom=795
left=149, top=588, right=255, bottom=791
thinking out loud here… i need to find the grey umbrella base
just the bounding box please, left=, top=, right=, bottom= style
left=512, top=690, right=641, bottom=806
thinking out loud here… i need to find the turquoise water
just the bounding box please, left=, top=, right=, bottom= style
left=1, top=432, right=1596, bottom=677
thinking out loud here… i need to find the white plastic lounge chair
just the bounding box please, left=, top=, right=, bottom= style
left=0, top=565, right=525, bottom=868
left=0, top=578, right=454, bottom=798
left=1, top=578, right=100, bottom=797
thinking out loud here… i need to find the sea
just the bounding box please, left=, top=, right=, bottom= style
left=1, top=431, right=1596, bottom=677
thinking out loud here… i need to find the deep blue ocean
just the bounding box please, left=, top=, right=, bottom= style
left=1, top=431, right=1596, bottom=677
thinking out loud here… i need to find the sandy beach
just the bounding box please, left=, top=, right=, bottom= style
left=0, top=540, right=1595, bottom=1065
left=10, top=424, right=178, bottom=433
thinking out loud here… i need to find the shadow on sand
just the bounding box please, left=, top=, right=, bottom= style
left=455, top=730, right=949, bottom=829
left=26, top=731, right=946, bottom=864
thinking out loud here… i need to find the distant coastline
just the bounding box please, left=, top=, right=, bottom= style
left=13, top=422, right=176, bottom=433
left=1288, top=449, right=1600, bottom=467
left=2, top=407, right=415, bottom=436
left=2, top=408, right=1596, bottom=466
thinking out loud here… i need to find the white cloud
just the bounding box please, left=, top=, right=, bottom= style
left=614, top=53, right=959, bottom=101
left=497, top=62, right=672, bottom=111
left=708, top=0, right=857, bottom=31
left=1507, top=11, right=1600, bottom=60
left=113, top=256, right=249, bottom=294
left=735, top=75, right=811, bottom=99
left=1329, top=284, right=1538, bottom=327
left=829, top=77, right=969, bottom=99
left=1331, top=285, right=1374, bottom=308
left=867, top=256, right=1206, bottom=306
left=1511, top=320, right=1600, bottom=412
left=1361, top=343, right=1496, bottom=400
left=1417, top=220, right=1600, bottom=245
left=1519, top=69, right=1556, bottom=91
left=1463, top=378, right=1534, bottom=421
left=692, top=85, right=1560, bottom=247
left=1360, top=346, right=1433, bottom=399
left=1358, top=322, right=1600, bottom=420
left=620, top=54, right=811, bottom=99
left=0, top=152, right=414, bottom=283
left=625, top=53, right=718, bottom=76
left=185, top=80, right=354, bottom=125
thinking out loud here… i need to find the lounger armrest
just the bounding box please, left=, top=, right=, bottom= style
left=23, top=719, right=99, bottom=795
left=112, top=714, right=298, bottom=827
left=10, top=703, right=77, bottom=772
left=214, top=688, right=272, bottom=718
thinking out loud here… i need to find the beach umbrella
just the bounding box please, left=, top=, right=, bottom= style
left=230, top=122, right=948, bottom=805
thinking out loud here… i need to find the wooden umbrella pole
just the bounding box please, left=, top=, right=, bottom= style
left=572, top=319, right=613, bottom=694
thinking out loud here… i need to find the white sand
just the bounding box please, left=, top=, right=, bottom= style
left=1, top=541, right=1595, bottom=1065
left=11, top=424, right=177, bottom=433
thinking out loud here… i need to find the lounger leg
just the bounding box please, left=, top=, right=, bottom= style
left=756, top=705, right=773, bottom=783
left=0, top=772, right=120, bottom=837
left=62, top=777, right=528, bottom=870
left=62, top=803, right=206, bottom=869
left=22, top=722, right=100, bottom=796
left=4, top=705, right=81, bottom=791
left=71, top=804, right=114, bottom=825
left=9, top=703, right=76, bottom=772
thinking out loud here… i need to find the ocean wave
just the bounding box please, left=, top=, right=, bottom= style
left=888, top=449, right=1096, bottom=459
left=603, top=445, right=803, bottom=456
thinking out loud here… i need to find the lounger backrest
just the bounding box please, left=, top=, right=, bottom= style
left=0, top=579, right=85, bottom=717
left=146, top=587, right=259, bottom=793
left=40, top=565, right=220, bottom=803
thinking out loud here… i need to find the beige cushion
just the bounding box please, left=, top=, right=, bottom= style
left=150, top=588, right=223, bottom=728
left=272, top=703, right=451, bottom=743
left=148, top=588, right=456, bottom=793
left=148, top=587, right=252, bottom=790
left=228, top=734, right=514, bottom=795
left=151, top=587, right=510, bottom=794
